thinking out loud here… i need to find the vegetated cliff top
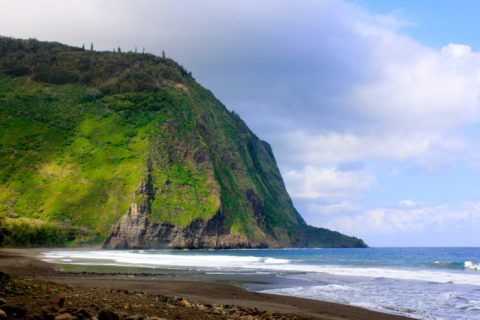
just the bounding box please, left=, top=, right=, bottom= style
left=0, top=36, right=192, bottom=93
left=0, top=36, right=367, bottom=249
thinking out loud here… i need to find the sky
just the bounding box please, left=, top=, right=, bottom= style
left=1, top=0, right=480, bottom=246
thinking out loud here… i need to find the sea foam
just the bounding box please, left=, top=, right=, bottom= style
left=262, top=282, right=479, bottom=320
left=41, top=250, right=480, bottom=286
left=464, top=261, right=480, bottom=271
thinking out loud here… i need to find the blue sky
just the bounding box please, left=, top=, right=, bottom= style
left=1, top=0, right=480, bottom=246
left=359, top=0, right=480, bottom=50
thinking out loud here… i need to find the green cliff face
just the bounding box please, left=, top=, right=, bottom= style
left=0, top=37, right=366, bottom=248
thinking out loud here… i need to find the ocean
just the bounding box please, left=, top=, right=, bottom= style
left=41, top=247, right=480, bottom=320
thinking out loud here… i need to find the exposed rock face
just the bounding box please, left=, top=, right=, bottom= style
left=103, top=204, right=260, bottom=249
left=104, top=163, right=264, bottom=249
left=246, top=189, right=266, bottom=230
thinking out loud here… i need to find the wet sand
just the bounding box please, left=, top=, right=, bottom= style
left=0, top=249, right=412, bottom=320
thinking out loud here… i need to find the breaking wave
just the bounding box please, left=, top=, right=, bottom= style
left=464, top=261, right=480, bottom=271
left=431, top=260, right=480, bottom=271
left=41, top=250, right=480, bottom=286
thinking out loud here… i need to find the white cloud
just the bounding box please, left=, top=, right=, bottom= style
left=270, top=38, right=480, bottom=168
left=305, top=201, right=359, bottom=216
left=282, top=166, right=374, bottom=200
left=398, top=199, right=420, bottom=207
left=442, top=43, right=472, bottom=57
left=276, top=130, right=468, bottom=168
left=323, top=202, right=480, bottom=237
left=280, top=131, right=436, bottom=164
left=347, top=43, right=480, bottom=132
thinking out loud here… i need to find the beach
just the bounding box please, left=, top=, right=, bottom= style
left=0, top=249, right=411, bottom=320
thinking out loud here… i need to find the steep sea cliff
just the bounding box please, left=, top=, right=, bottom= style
left=0, top=36, right=366, bottom=249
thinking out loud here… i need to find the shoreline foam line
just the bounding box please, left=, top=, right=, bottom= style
left=40, top=250, right=480, bottom=286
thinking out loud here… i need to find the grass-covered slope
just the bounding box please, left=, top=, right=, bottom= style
left=0, top=36, right=366, bottom=248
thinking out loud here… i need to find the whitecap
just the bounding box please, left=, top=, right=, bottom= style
left=464, top=261, right=480, bottom=271
left=264, top=258, right=290, bottom=264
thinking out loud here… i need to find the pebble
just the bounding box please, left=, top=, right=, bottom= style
left=98, top=309, right=120, bottom=320
left=177, top=298, right=191, bottom=308
left=194, top=304, right=208, bottom=311
left=0, top=309, right=6, bottom=319
left=0, top=272, right=10, bottom=282
left=57, top=297, right=66, bottom=308
left=74, top=308, right=92, bottom=319
left=55, top=313, right=75, bottom=320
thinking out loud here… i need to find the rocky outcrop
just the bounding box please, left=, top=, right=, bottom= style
left=103, top=162, right=266, bottom=249
left=103, top=204, right=263, bottom=249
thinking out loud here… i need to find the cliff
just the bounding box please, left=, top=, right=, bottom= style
left=0, top=36, right=366, bottom=248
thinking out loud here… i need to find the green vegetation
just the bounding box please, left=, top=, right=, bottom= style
left=0, top=216, right=96, bottom=247
left=0, top=36, right=366, bottom=248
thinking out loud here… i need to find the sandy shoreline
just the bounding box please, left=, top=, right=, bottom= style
left=0, top=248, right=412, bottom=320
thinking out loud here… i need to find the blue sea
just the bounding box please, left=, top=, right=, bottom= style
left=41, top=248, right=480, bottom=320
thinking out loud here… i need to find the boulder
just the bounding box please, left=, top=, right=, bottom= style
left=98, top=309, right=119, bottom=320
left=1, top=303, right=27, bottom=317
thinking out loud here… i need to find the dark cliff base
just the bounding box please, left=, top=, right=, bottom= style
left=103, top=206, right=367, bottom=250
left=0, top=249, right=410, bottom=320
left=103, top=208, right=262, bottom=250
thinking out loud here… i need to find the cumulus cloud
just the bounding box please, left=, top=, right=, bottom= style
left=282, top=166, right=374, bottom=200
left=398, top=199, right=421, bottom=207
left=305, top=201, right=360, bottom=216
left=346, top=42, right=480, bottom=132
left=278, top=130, right=466, bottom=165
left=322, top=201, right=480, bottom=245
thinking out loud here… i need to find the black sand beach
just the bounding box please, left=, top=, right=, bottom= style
left=0, top=249, right=412, bottom=320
